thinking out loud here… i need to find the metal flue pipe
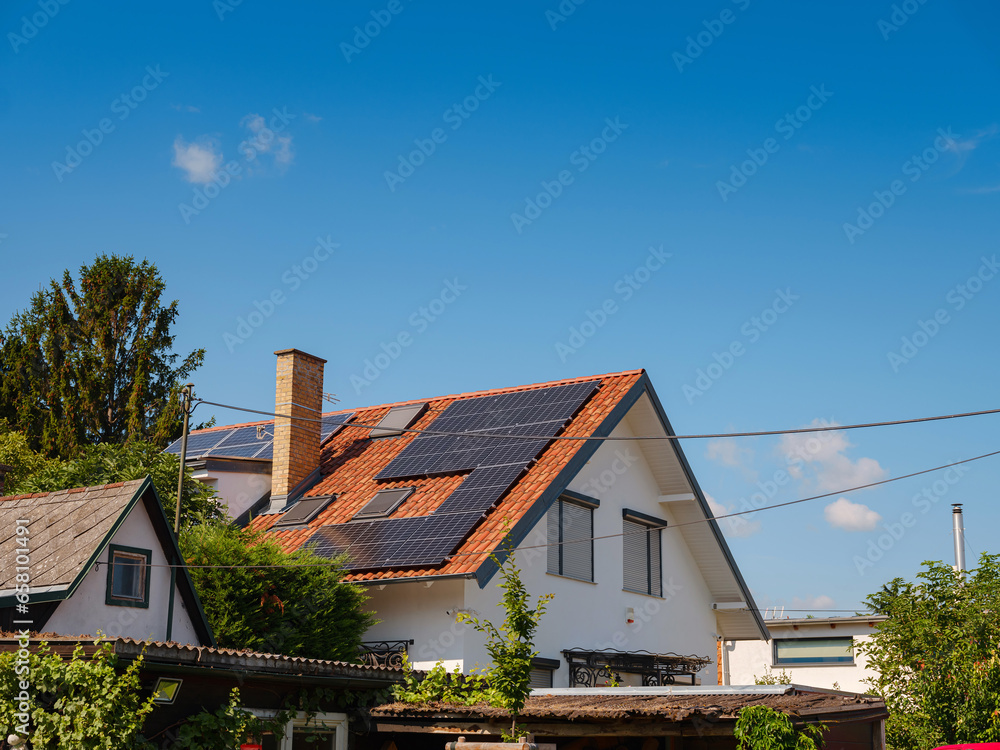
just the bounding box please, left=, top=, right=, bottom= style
left=952, top=503, right=966, bottom=572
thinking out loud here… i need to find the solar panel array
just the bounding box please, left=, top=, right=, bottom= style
left=164, top=412, right=354, bottom=460
left=305, top=381, right=599, bottom=570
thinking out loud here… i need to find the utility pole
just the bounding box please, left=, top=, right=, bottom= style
left=166, top=384, right=194, bottom=642
left=952, top=503, right=966, bottom=572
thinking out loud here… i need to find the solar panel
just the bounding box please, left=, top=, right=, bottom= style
left=369, top=403, right=428, bottom=438
left=353, top=487, right=414, bottom=520
left=164, top=430, right=232, bottom=456
left=321, top=412, right=355, bottom=442
left=273, top=495, right=336, bottom=528
left=304, top=381, right=600, bottom=570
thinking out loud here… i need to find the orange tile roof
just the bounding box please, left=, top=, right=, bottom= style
left=246, top=370, right=645, bottom=581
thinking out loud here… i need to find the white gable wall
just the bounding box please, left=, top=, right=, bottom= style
left=44, top=500, right=203, bottom=645
left=191, top=465, right=271, bottom=521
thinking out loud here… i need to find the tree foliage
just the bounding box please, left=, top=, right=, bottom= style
left=13, top=440, right=221, bottom=525
left=179, top=522, right=375, bottom=661
left=394, top=658, right=494, bottom=706
left=0, top=419, right=53, bottom=491
left=0, top=254, right=204, bottom=458
left=734, top=705, right=824, bottom=750
left=0, top=641, right=155, bottom=749
left=859, top=554, right=1000, bottom=750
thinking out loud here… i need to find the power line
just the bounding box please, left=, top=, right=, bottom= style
left=193, top=397, right=1000, bottom=443
left=155, top=446, right=1000, bottom=571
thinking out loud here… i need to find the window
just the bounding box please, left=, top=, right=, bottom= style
left=369, top=403, right=428, bottom=438
left=622, top=509, right=665, bottom=596
left=352, top=487, right=414, bottom=520
left=273, top=495, right=335, bottom=528
left=774, top=637, right=854, bottom=666
left=546, top=495, right=595, bottom=581
left=106, top=544, right=151, bottom=608
left=528, top=657, right=560, bottom=689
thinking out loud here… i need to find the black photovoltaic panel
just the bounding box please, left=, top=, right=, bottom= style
left=304, top=381, right=600, bottom=571
left=164, top=411, right=355, bottom=460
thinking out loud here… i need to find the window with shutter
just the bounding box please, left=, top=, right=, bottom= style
left=622, top=510, right=665, bottom=596
left=546, top=497, right=594, bottom=581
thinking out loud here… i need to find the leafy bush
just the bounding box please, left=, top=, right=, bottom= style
left=180, top=521, right=375, bottom=661
left=394, top=658, right=494, bottom=705
left=734, top=705, right=824, bottom=750
left=0, top=640, right=155, bottom=749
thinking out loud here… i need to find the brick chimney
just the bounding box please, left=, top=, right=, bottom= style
left=270, top=349, right=326, bottom=506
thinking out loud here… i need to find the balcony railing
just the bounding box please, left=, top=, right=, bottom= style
left=358, top=639, right=414, bottom=669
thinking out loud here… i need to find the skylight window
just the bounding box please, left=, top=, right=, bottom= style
left=369, top=403, right=428, bottom=438
left=353, top=487, right=415, bottom=520
left=273, top=495, right=335, bottom=528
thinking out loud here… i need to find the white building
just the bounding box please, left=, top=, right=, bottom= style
left=722, top=615, right=886, bottom=692
left=172, top=350, right=769, bottom=687
left=0, top=477, right=213, bottom=646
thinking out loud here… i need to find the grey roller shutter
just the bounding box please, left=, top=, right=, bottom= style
left=623, top=519, right=647, bottom=593
left=528, top=668, right=553, bottom=689
left=546, top=502, right=560, bottom=575
left=650, top=527, right=662, bottom=597
left=561, top=500, right=593, bottom=581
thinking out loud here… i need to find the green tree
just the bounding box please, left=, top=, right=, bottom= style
left=734, top=705, right=824, bottom=750
left=0, top=254, right=204, bottom=458
left=179, top=522, right=375, bottom=661
left=0, top=641, right=155, bottom=749
left=0, top=419, right=53, bottom=491
left=860, top=554, right=1000, bottom=750
left=14, top=440, right=221, bottom=525
left=457, top=548, right=553, bottom=741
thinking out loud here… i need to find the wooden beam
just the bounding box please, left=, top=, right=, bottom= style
left=374, top=721, right=685, bottom=738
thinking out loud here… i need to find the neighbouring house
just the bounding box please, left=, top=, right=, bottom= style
left=0, top=633, right=406, bottom=748
left=0, top=477, right=213, bottom=646
left=168, top=349, right=769, bottom=686
left=722, top=615, right=887, bottom=692
left=367, top=684, right=888, bottom=750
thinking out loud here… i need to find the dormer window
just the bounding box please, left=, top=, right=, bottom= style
left=369, top=403, right=428, bottom=438
left=106, top=544, right=151, bottom=608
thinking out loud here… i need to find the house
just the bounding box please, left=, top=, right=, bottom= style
left=0, top=633, right=406, bottom=747
left=368, top=684, right=888, bottom=750
left=0, top=477, right=213, bottom=646
left=169, top=349, right=768, bottom=686
left=722, top=615, right=887, bottom=692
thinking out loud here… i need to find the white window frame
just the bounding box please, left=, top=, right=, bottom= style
left=242, top=709, right=348, bottom=750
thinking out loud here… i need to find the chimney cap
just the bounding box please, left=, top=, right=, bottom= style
left=952, top=503, right=963, bottom=512
left=274, top=348, right=327, bottom=364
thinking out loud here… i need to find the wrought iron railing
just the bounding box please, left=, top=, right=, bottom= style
left=358, top=639, right=414, bottom=669
left=561, top=648, right=711, bottom=687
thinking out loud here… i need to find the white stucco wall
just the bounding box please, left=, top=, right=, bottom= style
left=361, top=417, right=723, bottom=686
left=44, top=500, right=204, bottom=645
left=191, top=465, right=271, bottom=520
left=725, top=619, right=882, bottom=692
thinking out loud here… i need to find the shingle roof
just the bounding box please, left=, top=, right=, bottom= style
left=245, top=370, right=644, bottom=581
left=0, top=479, right=146, bottom=594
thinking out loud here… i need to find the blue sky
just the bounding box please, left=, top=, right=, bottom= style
left=3, top=0, right=999, bottom=616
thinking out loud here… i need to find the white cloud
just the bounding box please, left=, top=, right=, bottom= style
left=707, top=493, right=762, bottom=538
left=240, top=113, right=294, bottom=168
left=706, top=438, right=753, bottom=468
left=778, top=420, right=886, bottom=492
left=943, top=124, right=997, bottom=155
left=171, top=104, right=200, bottom=113
left=172, top=136, right=221, bottom=184
left=824, top=497, right=882, bottom=532
left=791, top=594, right=836, bottom=611
left=304, top=112, right=322, bottom=123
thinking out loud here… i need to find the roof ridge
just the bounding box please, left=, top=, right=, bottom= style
left=0, top=477, right=145, bottom=503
